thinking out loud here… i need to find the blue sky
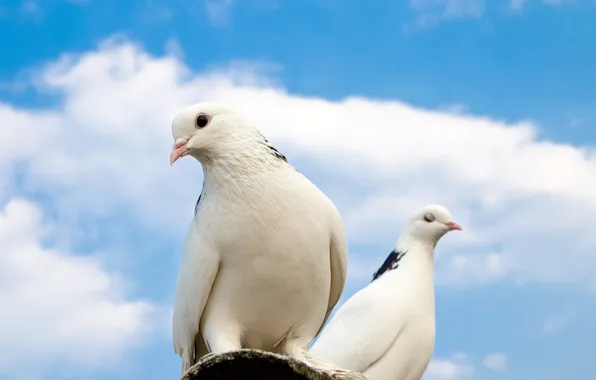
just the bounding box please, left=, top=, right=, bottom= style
left=1, top=1, right=595, bottom=379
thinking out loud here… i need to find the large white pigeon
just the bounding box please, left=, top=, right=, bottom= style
left=310, top=205, right=462, bottom=380
left=169, top=103, right=352, bottom=378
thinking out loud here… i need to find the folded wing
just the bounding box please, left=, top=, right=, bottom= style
left=310, top=283, right=405, bottom=373
left=172, top=223, right=220, bottom=374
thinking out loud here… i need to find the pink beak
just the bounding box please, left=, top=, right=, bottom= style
left=170, top=138, right=189, bottom=165
left=445, top=221, right=463, bottom=231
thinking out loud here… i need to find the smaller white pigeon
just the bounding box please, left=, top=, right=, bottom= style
left=310, top=205, right=462, bottom=380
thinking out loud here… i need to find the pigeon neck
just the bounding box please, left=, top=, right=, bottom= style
left=393, top=234, right=436, bottom=271
left=200, top=146, right=286, bottom=177
left=395, top=233, right=437, bottom=257
left=198, top=149, right=289, bottom=203
left=371, top=234, right=435, bottom=282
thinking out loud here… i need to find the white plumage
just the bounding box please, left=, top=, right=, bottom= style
left=310, top=205, right=462, bottom=380
left=169, top=103, right=350, bottom=377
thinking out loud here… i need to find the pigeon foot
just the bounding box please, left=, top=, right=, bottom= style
left=326, top=368, right=368, bottom=380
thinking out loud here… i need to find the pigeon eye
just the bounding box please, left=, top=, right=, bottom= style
left=195, top=114, right=209, bottom=129
left=423, top=213, right=435, bottom=223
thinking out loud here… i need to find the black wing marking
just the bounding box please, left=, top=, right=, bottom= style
left=194, top=193, right=202, bottom=215
left=267, top=144, right=287, bottom=162
left=372, top=250, right=408, bottom=282
left=194, top=181, right=205, bottom=215
left=259, top=133, right=288, bottom=162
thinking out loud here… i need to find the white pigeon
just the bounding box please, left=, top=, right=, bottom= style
left=169, top=103, right=351, bottom=378
left=310, top=205, right=462, bottom=380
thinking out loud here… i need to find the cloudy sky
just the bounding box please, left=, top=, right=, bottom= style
left=1, top=0, right=595, bottom=379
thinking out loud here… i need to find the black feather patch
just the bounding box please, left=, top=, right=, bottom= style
left=372, top=250, right=408, bottom=282
left=194, top=181, right=205, bottom=215
left=260, top=134, right=288, bottom=162
left=267, top=144, right=287, bottom=162
left=194, top=193, right=202, bottom=215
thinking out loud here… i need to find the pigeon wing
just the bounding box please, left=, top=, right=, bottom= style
left=310, top=283, right=405, bottom=373
left=172, top=222, right=220, bottom=374
left=315, top=212, right=348, bottom=338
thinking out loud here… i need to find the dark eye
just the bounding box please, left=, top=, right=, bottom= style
left=195, top=114, right=209, bottom=129
left=424, top=213, right=435, bottom=223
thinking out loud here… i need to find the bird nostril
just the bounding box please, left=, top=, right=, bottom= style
left=173, top=138, right=189, bottom=149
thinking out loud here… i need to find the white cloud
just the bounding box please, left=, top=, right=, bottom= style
left=2, top=36, right=596, bottom=297
left=0, top=198, right=155, bottom=374
left=483, top=352, right=508, bottom=372
left=424, top=353, right=475, bottom=379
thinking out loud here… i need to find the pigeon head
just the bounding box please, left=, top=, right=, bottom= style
left=403, top=204, right=462, bottom=245
left=169, top=102, right=262, bottom=165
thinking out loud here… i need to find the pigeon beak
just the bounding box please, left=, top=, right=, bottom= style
left=170, top=138, right=189, bottom=166
left=445, top=220, right=463, bottom=231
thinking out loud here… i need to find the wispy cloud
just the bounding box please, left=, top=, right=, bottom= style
left=205, top=0, right=236, bottom=26
left=139, top=1, right=172, bottom=23
left=21, top=1, right=40, bottom=14
left=425, top=353, right=475, bottom=379
left=410, top=0, right=584, bottom=25
left=483, top=352, right=508, bottom=372
left=543, top=306, right=577, bottom=334
left=19, top=0, right=42, bottom=21
left=436, top=252, right=514, bottom=287
left=510, top=0, right=578, bottom=13
left=409, top=0, right=485, bottom=27
left=509, top=0, right=528, bottom=12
